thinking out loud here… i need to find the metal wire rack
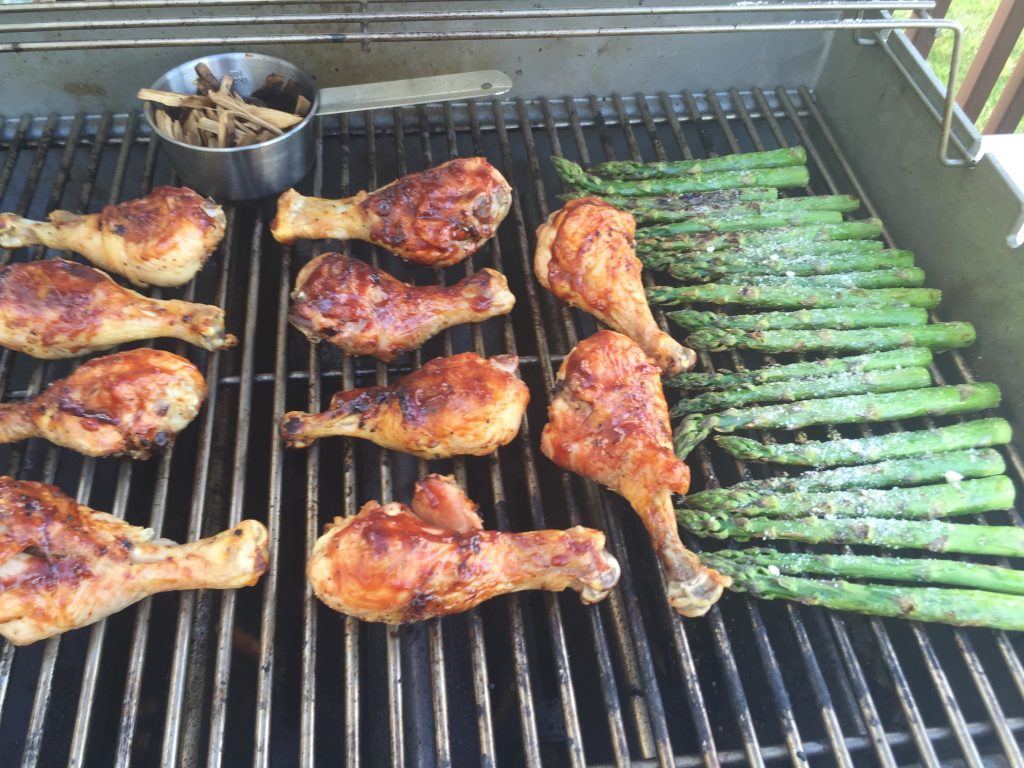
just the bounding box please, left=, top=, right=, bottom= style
left=0, top=87, right=1021, bottom=767
left=0, top=1, right=969, bottom=166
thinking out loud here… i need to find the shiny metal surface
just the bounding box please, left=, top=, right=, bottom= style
left=142, top=52, right=319, bottom=200
left=142, top=52, right=510, bottom=200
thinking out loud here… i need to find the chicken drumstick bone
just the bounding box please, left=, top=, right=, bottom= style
left=0, top=476, right=268, bottom=645
left=535, top=197, right=694, bottom=375
left=0, top=349, right=207, bottom=459
left=281, top=352, right=529, bottom=458
left=308, top=474, right=621, bottom=623
left=0, top=259, right=235, bottom=358
left=0, top=186, right=225, bottom=288
left=289, top=252, right=515, bottom=361
left=272, top=157, right=512, bottom=268
left=541, top=330, right=728, bottom=617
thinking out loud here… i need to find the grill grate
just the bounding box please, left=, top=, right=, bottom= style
left=0, top=89, right=1021, bottom=768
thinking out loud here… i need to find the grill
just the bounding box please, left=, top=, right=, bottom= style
left=0, top=12, right=1023, bottom=767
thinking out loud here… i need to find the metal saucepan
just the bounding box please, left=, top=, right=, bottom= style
left=142, top=52, right=512, bottom=200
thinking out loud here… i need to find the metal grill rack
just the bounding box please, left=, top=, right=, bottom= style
left=0, top=89, right=1021, bottom=768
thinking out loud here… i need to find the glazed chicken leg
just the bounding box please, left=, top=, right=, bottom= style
left=0, top=349, right=206, bottom=459
left=0, top=187, right=225, bottom=288
left=535, top=197, right=695, bottom=375
left=0, top=259, right=236, bottom=358
left=281, top=352, right=528, bottom=458
left=307, top=474, right=620, bottom=623
left=272, top=157, right=512, bottom=268
left=289, top=252, right=515, bottom=361
left=540, top=331, right=728, bottom=617
left=0, top=476, right=269, bottom=645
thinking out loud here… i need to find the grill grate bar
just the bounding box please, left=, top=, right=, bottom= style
left=206, top=211, right=263, bottom=767
left=1, top=91, right=1022, bottom=766
left=745, top=87, right=901, bottom=768
left=411, top=106, right=453, bottom=768
left=252, top=242, right=290, bottom=768
left=514, top=96, right=601, bottom=768
left=561, top=94, right=661, bottom=763
left=17, top=108, right=138, bottom=768
left=533, top=94, right=686, bottom=766
left=158, top=193, right=233, bottom=768
left=954, top=632, right=1024, bottom=767
left=334, top=113, right=362, bottom=768
left=648, top=89, right=766, bottom=768
left=298, top=117, right=326, bottom=768
left=596, top=717, right=1024, bottom=768
left=601, top=92, right=727, bottom=768
left=514, top=94, right=677, bottom=765
left=24, top=112, right=134, bottom=768
left=753, top=86, right=910, bottom=765
left=780, top=84, right=1024, bottom=767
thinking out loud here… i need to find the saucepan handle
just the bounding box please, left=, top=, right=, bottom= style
left=316, top=70, right=512, bottom=116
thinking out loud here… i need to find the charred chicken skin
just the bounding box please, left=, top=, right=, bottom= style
left=0, top=349, right=206, bottom=459
left=0, top=476, right=269, bottom=645
left=0, top=187, right=225, bottom=288
left=534, top=197, right=695, bottom=375
left=289, top=252, right=515, bottom=361
left=540, top=331, right=727, bottom=617
left=0, top=258, right=236, bottom=358
left=307, top=474, right=620, bottom=623
left=281, top=352, right=528, bottom=458
left=271, top=157, right=512, bottom=268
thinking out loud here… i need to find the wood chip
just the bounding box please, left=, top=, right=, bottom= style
left=141, top=67, right=308, bottom=148
left=217, top=111, right=233, bottom=148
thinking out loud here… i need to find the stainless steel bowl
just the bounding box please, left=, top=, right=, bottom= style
left=142, top=52, right=511, bottom=201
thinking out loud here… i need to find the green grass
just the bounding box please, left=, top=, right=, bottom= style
left=924, top=0, right=1024, bottom=133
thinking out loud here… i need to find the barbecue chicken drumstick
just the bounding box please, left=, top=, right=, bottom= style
left=0, top=187, right=225, bottom=287
left=535, top=197, right=695, bottom=375
left=281, top=352, right=528, bottom=458
left=0, top=476, right=269, bottom=645
left=541, top=331, right=728, bottom=617
left=0, top=349, right=206, bottom=459
left=272, top=157, right=512, bottom=268
left=308, top=473, right=620, bottom=623
left=0, top=259, right=236, bottom=358
left=289, top=252, right=515, bottom=361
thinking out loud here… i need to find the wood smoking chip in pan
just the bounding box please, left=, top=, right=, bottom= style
left=138, top=65, right=306, bottom=149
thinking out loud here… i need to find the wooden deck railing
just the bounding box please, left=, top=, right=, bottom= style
left=910, top=0, right=1024, bottom=133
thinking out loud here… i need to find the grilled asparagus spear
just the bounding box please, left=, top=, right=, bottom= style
left=646, top=284, right=941, bottom=309
left=669, top=307, right=929, bottom=332
left=639, top=239, right=886, bottom=270
left=664, top=348, right=933, bottom=390
left=698, top=551, right=1024, bottom=630
left=677, top=509, right=1024, bottom=557
left=565, top=188, right=780, bottom=211
left=717, top=418, right=1014, bottom=466
left=636, top=219, right=883, bottom=252
left=590, top=147, right=807, bottom=179
left=627, top=195, right=860, bottom=223
left=553, top=156, right=809, bottom=195
left=673, top=383, right=1001, bottom=457
left=637, top=210, right=843, bottom=235
left=703, top=548, right=1024, bottom=597
left=670, top=367, right=931, bottom=417
left=693, top=449, right=1006, bottom=499
left=665, top=249, right=915, bottom=280
left=726, top=448, right=1005, bottom=493
left=716, top=268, right=925, bottom=289
left=686, top=322, right=975, bottom=353
left=684, top=475, right=1015, bottom=519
